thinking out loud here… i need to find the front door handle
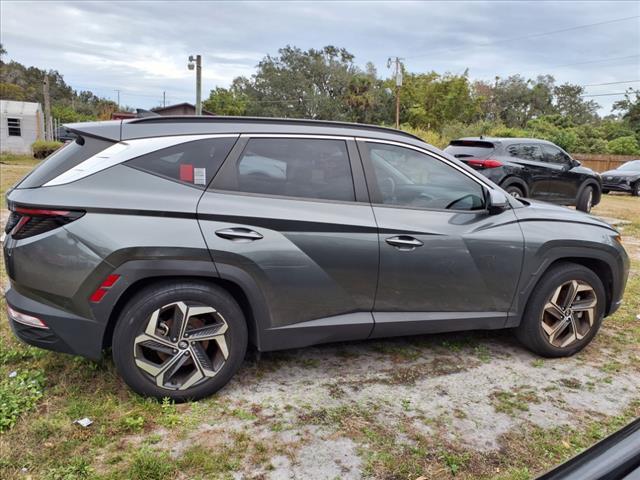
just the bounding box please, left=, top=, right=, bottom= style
left=385, top=235, right=423, bottom=250
left=215, top=227, right=263, bottom=241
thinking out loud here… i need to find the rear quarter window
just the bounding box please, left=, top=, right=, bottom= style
left=125, top=137, right=237, bottom=189
left=17, top=137, right=115, bottom=189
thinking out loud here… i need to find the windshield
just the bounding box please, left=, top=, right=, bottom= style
left=618, top=160, right=640, bottom=171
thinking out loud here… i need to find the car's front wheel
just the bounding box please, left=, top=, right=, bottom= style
left=516, top=263, right=605, bottom=357
left=112, top=281, right=247, bottom=401
left=633, top=181, right=640, bottom=197
left=576, top=185, right=595, bottom=212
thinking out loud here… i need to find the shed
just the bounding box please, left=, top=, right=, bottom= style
left=151, top=103, right=215, bottom=116
left=0, top=100, right=45, bottom=154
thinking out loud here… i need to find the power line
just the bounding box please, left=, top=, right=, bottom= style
left=404, top=15, right=640, bottom=60
left=582, top=80, right=640, bottom=87
left=581, top=91, right=638, bottom=97
left=552, top=54, right=640, bottom=68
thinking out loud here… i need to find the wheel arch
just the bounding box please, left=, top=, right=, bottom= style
left=513, top=255, right=615, bottom=327
left=577, top=179, right=602, bottom=206
left=98, top=261, right=269, bottom=353
left=500, top=176, right=530, bottom=196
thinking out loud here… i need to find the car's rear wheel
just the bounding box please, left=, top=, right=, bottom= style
left=576, top=185, right=595, bottom=212
left=633, top=182, right=640, bottom=197
left=112, top=281, right=247, bottom=401
left=504, top=184, right=525, bottom=198
left=516, top=263, right=605, bottom=357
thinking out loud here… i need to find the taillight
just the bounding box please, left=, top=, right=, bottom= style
left=466, top=158, right=503, bottom=169
left=6, top=206, right=85, bottom=239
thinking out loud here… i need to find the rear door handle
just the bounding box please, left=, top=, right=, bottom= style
left=215, top=227, right=263, bottom=241
left=385, top=235, right=423, bottom=250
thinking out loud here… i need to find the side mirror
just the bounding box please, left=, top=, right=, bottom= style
left=488, top=189, right=509, bottom=214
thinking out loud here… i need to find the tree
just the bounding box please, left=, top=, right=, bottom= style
left=203, top=87, right=247, bottom=116
left=613, top=89, right=640, bottom=136
left=553, top=83, right=599, bottom=124
left=0, top=82, right=26, bottom=100
left=234, top=45, right=359, bottom=120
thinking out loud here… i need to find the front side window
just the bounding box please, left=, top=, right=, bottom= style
left=127, top=137, right=237, bottom=188
left=507, top=144, right=543, bottom=162
left=366, top=143, right=485, bottom=211
left=7, top=118, right=21, bottom=136
left=224, top=138, right=355, bottom=202
left=542, top=145, right=572, bottom=166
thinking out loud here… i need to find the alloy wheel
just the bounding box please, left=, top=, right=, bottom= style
left=541, top=280, right=597, bottom=348
left=133, top=302, right=229, bottom=390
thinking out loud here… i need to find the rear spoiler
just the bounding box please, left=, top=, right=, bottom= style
left=63, top=120, right=122, bottom=142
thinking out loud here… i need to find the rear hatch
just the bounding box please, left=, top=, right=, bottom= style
left=444, top=140, right=502, bottom=170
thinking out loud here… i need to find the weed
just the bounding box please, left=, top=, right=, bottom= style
left=0, top=369, right=45, bottom=432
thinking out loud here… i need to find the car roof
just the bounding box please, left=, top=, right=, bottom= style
left=64, top=116, right=428, bottom=148
left=455, top=136, right=556, bottom=146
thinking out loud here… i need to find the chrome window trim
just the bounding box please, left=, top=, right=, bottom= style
left=240, top=133, right=352, bottom=140
left=44, top=134, right=240, bottom=187
left=356, top=137, right=493, bottom=190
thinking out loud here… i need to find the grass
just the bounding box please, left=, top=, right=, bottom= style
left=0, top=158, right=638, bottom=478
left=0, top=153, right=39, bottom=201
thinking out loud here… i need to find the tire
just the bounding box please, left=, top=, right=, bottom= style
left=633, top=182, right=640, bottom=197
left=576, top=185, right=595, bottom=212
left=112, top=280, right=247, bottom=401
left=515, top=263, right=605, bottom=358
left=504, top=184, right=525, bottom=198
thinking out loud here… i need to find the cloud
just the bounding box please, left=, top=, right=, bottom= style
left=1, top=0, right=638, bottom=111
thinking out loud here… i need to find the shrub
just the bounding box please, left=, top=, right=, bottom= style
left=400, top=125, right=447, bottom=148
left=32, top=140, right=63, bottom=159
left=607, top=135, right=640, bottom=155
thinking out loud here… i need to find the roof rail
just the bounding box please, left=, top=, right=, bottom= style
left=127, top=115, right=424, bottom=142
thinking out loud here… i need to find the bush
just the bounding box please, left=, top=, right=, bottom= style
left=32, top=140, right=63, bottom=159
left=606, top=135, right=640, bottom=155
left=401, top=125, right=447, bottom=148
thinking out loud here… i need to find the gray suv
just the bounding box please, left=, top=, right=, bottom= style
left=3, top=117, right=630, bottom=401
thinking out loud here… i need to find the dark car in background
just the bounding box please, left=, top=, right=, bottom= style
left=601, top=159, right=640, bottom=196
left=444, top=137, right=602, bottom=212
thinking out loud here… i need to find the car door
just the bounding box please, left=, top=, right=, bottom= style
left=198, top=135, right=379, bottom=350
left=540, top=144, right=578, bottom=203
left=357, top=139, right=524, bottom=338
left=505, top=143, right=549, bottom=199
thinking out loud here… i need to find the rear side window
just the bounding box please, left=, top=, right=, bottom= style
left=17, top=137, right=115, bottom=189
left=215, top=138, right=355, bottom=202
left=507, top=144, right=543, bottom=162
left=444, top=140, right=495, bottom=159
left=126, top=137, right=237, bottom=189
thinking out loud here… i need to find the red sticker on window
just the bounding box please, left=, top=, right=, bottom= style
left=179, top=164, right=194, bottom=182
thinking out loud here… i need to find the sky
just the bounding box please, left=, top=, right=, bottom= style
left=1, top=1, right=639, bottom=114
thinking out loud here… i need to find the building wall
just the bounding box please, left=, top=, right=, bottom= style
left=0, top=104, right=44, bottom=154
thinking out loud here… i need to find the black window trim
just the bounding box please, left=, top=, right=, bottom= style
left=355, top=138, right=494, bottom=214
left=209, top=134, right=365, bottom=205
left=7, top=117, right=22, bottom=136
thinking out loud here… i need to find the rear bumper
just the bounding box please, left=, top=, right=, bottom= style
left=4, top=287, right=105, bottom=360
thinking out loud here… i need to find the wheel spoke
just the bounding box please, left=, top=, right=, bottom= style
left=190, top=342, right=216, bottom=376
left=215, top=335, right=229, bottom=360
left=186, top=323, right=227, bottom=341
left=544, top=301, right=564, bottom=320
left=167, top=302, right=189, bottom=341
left=561, top=280, right=579, bottom=309
left=134, top=332, right=176, bottom=350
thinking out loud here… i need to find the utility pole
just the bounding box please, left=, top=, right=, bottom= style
left=42, top=75, right=53, bottom=141
left=387, top=57, right=403, bottom=129
left=163, top=91, right=166, bottom=108
left=188, top=55, right=202, bottom=115
left=114, top=89, right=120, bottom=110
